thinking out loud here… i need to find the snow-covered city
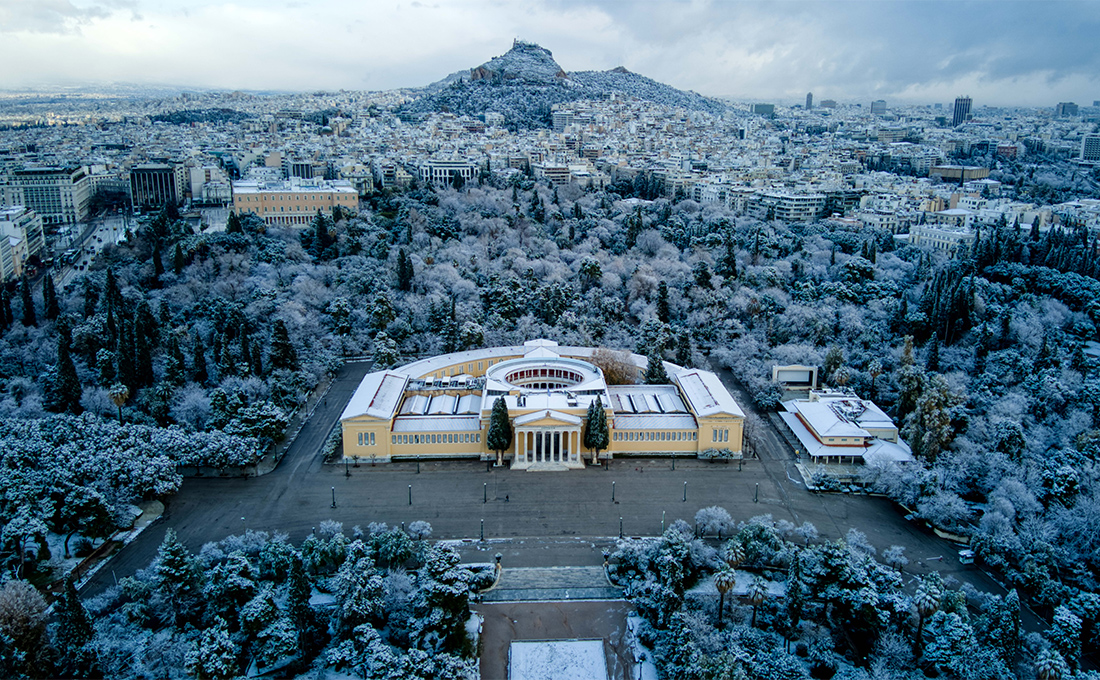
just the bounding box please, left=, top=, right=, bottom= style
left=1, top=2, right=1100, bottom=679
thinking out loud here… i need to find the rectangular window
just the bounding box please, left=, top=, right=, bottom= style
left=414, top=435, right=419, bottom=444
left=713, top=430, right=718, bottom=442
left=392, top=435, right=397, bottom=445
left=370, top=433, right=375, bottom=446
left=478, top=362, right=483, bottom=371
left=358, top=433, right=363, bottom=446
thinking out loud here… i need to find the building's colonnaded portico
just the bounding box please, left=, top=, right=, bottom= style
left=339, top=340, right=745, bottom=470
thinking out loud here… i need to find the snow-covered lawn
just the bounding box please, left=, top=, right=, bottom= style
left=689, top=571, right=786, bottom=597
left=509, top=639, right=608, bottom=680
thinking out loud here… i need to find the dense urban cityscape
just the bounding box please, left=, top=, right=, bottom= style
left=1, top=21, right=1100, bottom=680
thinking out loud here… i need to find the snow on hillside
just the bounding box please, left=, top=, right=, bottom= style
left=404, top=40, right=728, bottom=130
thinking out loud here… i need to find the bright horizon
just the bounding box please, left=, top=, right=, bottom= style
left=1, top=0, right=1098, bottom=108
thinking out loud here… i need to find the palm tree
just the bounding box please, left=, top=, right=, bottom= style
left=1036, top=649, right=1069, bottom=680
left=748, top=576, right=768, bottom=628
left=108, top=383, right=130, bottom=425
left=714, top=566, right=737, bottom=627
left=914, top=574, right=943, bottom=653
left=724, top=539, right=745, bottom=569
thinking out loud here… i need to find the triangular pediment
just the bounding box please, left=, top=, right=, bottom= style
left=514, top=409, right=583, bottom=426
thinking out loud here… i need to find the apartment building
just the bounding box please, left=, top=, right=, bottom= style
left=9, top=166, right=91, bottom=225
left=0, top=206, right=44, bottom=281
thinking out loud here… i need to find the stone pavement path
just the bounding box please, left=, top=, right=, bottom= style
left=483, top=566, right=622, bottom=602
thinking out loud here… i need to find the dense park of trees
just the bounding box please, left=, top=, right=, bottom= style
left=611, top=513, right=1075, bottom=679
left=2, top=166, right=1100, bottom=675
left=0, top=521, right=479, bottom=679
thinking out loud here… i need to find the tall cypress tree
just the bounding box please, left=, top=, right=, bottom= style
left=151, top=244, right=165, bottom=285
left=584, top=398, right=610, bottom=460
left=486, top=397, right=513, bottom=460
left=164, top=336, right=186, bottom=386
left=396, top=248, right=413, bottom=292
left=192, top=333, right=209, bottom=385
left=47, top=317, right=83, bottom=415
left=42, top=272, right=60, bottom=321
left=250, top=341, right=263, bottom=378
left=268, top=320, right=298, bottom=371
left=239, top=331, right=251, bottom=375
left=104, top=267, right=122, bottom=312
left=82, top=277, right=98, bottom=318
left=55, top=574, right=93, bottom=675
left=0, top=287, right=11, bottom=332
left=116, top=320, right=136, bottom=390
left=20, top=275, right=35, bottom=326
left=644, top=352, right=670, bottom=384
left=173, top=243, right=185, bottom=275
left=656, top=281, right=670, bottom=323
left=135, top=326, right=154, bottom=388
left=225, top=210, right=242, bottom=234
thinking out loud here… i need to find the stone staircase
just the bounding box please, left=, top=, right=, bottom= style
left=481, top=566, right=623, bottom=602
left=524, top=462, right=571, bottom=472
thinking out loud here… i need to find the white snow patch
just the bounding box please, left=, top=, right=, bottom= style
left=689, top=572, right=786, bottom=597
left=509, top=639, right=608, bottom=680
left=626, top=616, right=659, bottom=680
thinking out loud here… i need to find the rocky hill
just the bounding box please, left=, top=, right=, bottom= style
left=401, top=40, right=728, bottom=130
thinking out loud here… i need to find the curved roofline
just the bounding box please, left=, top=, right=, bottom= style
left=391, top=341, right=667, bottom=379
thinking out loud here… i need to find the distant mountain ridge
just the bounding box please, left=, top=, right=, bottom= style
left=403, top=40, right=727, bottom=130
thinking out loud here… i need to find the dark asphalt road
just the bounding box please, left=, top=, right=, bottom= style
left=82, top=360, right=1019, bottom=618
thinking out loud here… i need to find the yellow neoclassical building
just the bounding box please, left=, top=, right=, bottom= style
left=339, top=340, right=745, bottom=470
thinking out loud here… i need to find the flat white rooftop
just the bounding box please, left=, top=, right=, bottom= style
left=509, top=639, right=608, bottom=680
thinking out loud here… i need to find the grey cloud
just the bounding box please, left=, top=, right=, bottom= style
left=0, top=0, right=115, bottom=34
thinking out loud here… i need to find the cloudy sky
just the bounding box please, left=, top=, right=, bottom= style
left=1, top=0, right=1098, bottom=107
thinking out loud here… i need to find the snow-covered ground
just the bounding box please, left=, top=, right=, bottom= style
left=689, top=571, right=786, bottom=597
left=508, top=639, right=608, bottom=680
left=626, top=616, right=659, bottom=680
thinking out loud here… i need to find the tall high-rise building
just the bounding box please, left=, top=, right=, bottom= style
left=953, top=96, right=972, bottom=127
left=805, top=92, right=813, bottom=110
left=870, top=100, right=887, bottom=115
left=1082, top=134, right=1100, bottom=163
left=1055, top=102, right=1079, bottom=117
left=130, top=163, right=186, bottom=209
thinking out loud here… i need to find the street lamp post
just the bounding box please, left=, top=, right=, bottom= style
left=484, top=482, right=487, bottom=504
left=331, top=486, right=336, bottom=508
left=661, top=510, right=665, bottom=533
left=408, top=485, right=412, bottom=505
left=345, top=457, right=349, bottom=477
left=683, top=481, right=687, bottom=503
left=619, top=517, right=623, bottom=539
left=480, top=518, right=484, bottom=541
left=612, top=481, right=616, bottom=502
left=754, top=483, right=759, bottom=503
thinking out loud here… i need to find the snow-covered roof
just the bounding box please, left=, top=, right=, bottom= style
left=392, top=415, right=482, bottom=432
left=340, top=371, right=408, bottom=420
left=514, top=409, right=583, bottom=426
left=614, top=413, right=698, bottom=430
left=778, top=411, right=912, bottom=462
left=674, top=369, right=745, bottom=419
left=792, top=400, right=869, bottom=438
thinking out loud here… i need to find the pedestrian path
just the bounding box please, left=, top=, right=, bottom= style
left=481, top=566, right=623, bottom=602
